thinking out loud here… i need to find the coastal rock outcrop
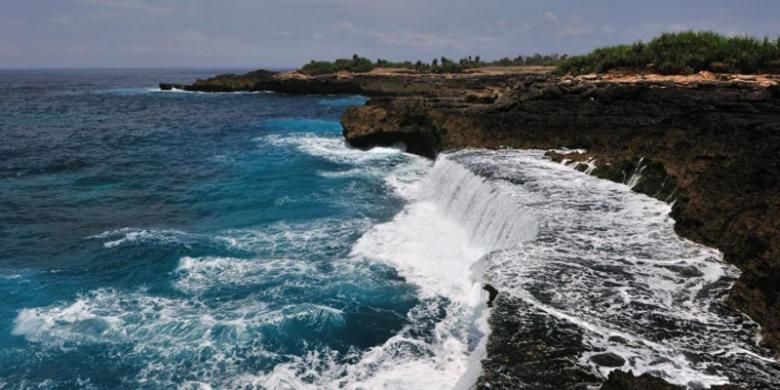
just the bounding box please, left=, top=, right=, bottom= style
left=160, top=68, right=521, bottom=97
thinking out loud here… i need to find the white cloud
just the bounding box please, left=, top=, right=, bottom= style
left=334, top=21, right=478, bottom=49
left=80, top=0, right=177, bottom=15
left=543, top=11, right=594, bottom=38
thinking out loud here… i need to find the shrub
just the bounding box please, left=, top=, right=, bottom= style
left=556, top=31, right=780, bottom=75
left=300, top=54, right=375, bottom=75
left=301, top=53, right=568, bottom=75
left=301, top=61, right=338, bottom=75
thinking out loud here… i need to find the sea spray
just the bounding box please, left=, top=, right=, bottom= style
left=451, top=149, right=780, bottom=388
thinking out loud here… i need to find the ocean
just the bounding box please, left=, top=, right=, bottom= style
left=1, top=69, right=778, bottom=389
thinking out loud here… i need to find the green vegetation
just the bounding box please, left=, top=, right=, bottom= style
left=300, top=32, right=780, bottom=76
left=556, top=31, right=780, bottom=75
left=301, top=54, right=375, bottom=75
left=487, top=54, right=567, bottom=67
left=300, top=54, right=566, bottom=75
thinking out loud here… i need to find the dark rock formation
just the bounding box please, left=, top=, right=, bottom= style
left=160, top=68, right=520, bottom=97
left=601, top=371, right=682, bottom=390
left=482, top=284, right=499, bottom=308
left=160, top=69, right=278, bottom=92
left=475, top=295, right=600, bottom=389
left=590, top=353, right=626, bottom=368
left=600, top=370, right=746, bottom=390
left=341, top=75, right=780, bottom=360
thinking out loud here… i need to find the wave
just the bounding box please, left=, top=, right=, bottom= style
left=218, top=217, right=373, bottom=253
left=160, top=88, right=275, bottom=95
left=88, top=228, right=206, bottom=249
left=449, top=149, right=779, bottom=387
left=85, top=87, right=276, bottom=96
left=259, top=133, right=404, bottom=163
left=338, top=154, right=542, bottom=388
left=300, top=149, right=779, bottom=388
left=11, top=287, right=345, bottom=386
left=88, top=218, right=372, bottom=255
left=173, top=256, right=317, bottom=294
left=258, top=131, right=430, bottom=198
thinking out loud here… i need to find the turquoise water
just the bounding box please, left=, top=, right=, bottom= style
left=0, top=70, right=438, bottom=388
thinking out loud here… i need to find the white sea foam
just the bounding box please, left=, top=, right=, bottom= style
left=259, top=133, right=405, bottom=164
left=11, top=287, right=345, bottom=386
left=260, top=132, right=431, bottom=198
left=173, top=256, right=316, bottom=294
left=626, top=156, right=647, bottom=189
left=217, top=217, right=374, bottom=254
left=0, top=272, right=22, bottom=280
left=89, top=228, right=203, bottom=248
left=162, top=88, right=274, bottom=95
left=336, top=154, right=541, bottom=389
left=447, top=149, right=779, bottom=388
left=89, top=219, right=370, bottom=255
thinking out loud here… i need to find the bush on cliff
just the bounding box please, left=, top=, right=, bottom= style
left=301, top=54, right=375, bottom=75
left=302, top=54, right=567, bottom=75
left=556, top=31, right=780, bottom=75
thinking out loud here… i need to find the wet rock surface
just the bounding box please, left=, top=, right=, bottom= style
left=600, top=370, right=683, bottom=390
left=474, top=295, right=600, bottom=390
left=591, top=353, right=626, bottom=368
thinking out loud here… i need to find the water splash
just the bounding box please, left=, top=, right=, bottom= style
left=446, top=149, right=779, bottom=388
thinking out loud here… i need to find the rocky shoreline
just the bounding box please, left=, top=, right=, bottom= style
left=162, top=69, right=780, bottom=388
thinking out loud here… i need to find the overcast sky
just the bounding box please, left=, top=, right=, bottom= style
left=2, top=0, right=780, bottom=68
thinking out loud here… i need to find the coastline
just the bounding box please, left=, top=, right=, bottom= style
left=161, top=68, right=780, bottom=388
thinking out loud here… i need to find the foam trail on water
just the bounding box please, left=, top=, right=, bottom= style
left=259, top=133, right=406, bottom=164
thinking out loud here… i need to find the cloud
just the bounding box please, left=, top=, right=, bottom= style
left=544, top=11, right=559, bottom=25
left=543, top=11, right=594, bottom=38
left=336, top=22, right=494, bottom=50
left=80, top=0, right=177, bottom=15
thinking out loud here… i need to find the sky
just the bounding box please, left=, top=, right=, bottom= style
left=2, top=0, right=780, bottom=68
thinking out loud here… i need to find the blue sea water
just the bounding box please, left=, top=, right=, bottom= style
left=0, top=69, right=444, bottom=388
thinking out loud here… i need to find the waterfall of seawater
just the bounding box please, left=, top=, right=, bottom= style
left=342, top=154, right=541, bottom=389
left=331, top=149, right=780, bottom=389
left=436, top=149, right=780, bottom=389
left=424, top=157, right=539, bottom=251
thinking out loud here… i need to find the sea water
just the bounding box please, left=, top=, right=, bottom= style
left=1, top=70, right=778, bottom=389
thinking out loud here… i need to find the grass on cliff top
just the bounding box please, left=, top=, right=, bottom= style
left=556, top=31, right=780, bottom=75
